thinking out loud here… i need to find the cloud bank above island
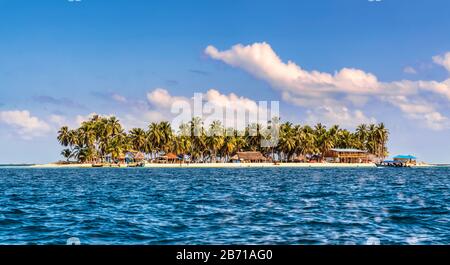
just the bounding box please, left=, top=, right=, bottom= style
left=2, top=42, right=450, bottom=141
left=205, top=42, right=450, bottom=130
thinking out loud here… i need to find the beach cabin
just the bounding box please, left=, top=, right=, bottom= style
left=234, top=151, right=268, bottom=163
left=292, top=154, right=306, bottom=163
left=133, top=151, right=145, bottom=162
left=393, top=155, right=417, bottom=165
left=230, top=154, right=241, bottom=163
left=124, top=152, right=134, bottom=163
left=324, top=148, right=370, bottom=163
left=166, top=153, right=179, bottom=163
left=156, top=153, right=180, bottom=163
left=118, top=153, right=126, bottom=163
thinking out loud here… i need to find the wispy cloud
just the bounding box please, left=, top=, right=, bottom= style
left=403, top=66, right=417, bottom=74
left=165, top=79, right=179, bottom=86
left=189, top=69, right=211, bottom=76
left=433, top=52, right=450, bottom=73
left=111, top=93, right=127, bottom=103
left=91, top=91, right=128, bottom=104
left=33, top=95, right=86, bottom=109
left=205, top=42, right=450, bottom=130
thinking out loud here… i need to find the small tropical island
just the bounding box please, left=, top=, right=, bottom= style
left=29, top=114, right=423, bottom=168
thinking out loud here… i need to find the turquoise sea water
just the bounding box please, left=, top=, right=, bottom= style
left=0, top=167, right=449, bottom=245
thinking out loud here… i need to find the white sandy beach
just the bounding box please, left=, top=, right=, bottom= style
left=31, top=163, right=94, bottom=168
left=31, top=162, right=379, bottom=168
left=142, top=162, right=379, bottom=168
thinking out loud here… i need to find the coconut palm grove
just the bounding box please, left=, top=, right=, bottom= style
left=57, top=115, right=389, bottom=164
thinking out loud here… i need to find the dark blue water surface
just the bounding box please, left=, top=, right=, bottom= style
left=0, top=167, right=449, bottom=245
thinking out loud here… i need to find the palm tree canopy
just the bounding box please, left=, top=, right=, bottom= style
left=57, top=115, right=389, bottom=163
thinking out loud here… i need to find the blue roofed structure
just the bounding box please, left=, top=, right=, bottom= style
left=393, top=155, right=417, bottom=160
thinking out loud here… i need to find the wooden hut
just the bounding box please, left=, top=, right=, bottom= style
left=230, top=154, right=240, bottom=163
left=166, top=153, right=179, bottom=163
left=156, top=153, right=179, bottom=163
left=324, top=148, right=370, bottom=163
left=235, top=151, right=267, bottom=163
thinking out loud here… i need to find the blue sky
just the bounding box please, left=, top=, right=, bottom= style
left=1, top=0, right=450, bottom=163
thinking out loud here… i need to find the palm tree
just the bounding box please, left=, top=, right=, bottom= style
left=221, top=130, right=237, bottom=162
left=159, top=121, right=173, bottom=153
left=367, top=123, right=377, bottom=155
left=328, top=125, right=341, bottom=143
left=245, top=123, right=261, bottom=151
left=60, top=148, right=72, bottom=162
left=57, top=126, right=70, bottom=147
left=278, top=122, right=296, bottom=161
left=72, top=145, right=96, bottom=163
left=78, top=122, right=96, bottom=148
left=355, top=124, right=367, bottom=150
left=336, top=129, right=356, bottom=149
left=206, top=121, right=225, bottom=162
left=233, top=131, right=247, bottom=153
left=295, top=125, right=316, bottom=157
left=107, top=135, right=126, bottom=161
left=375, top=123, right=389, bottom=159
left=148, top=122, right=162, bottom=158
left=170, top=123, right=190, bottom=161
left=189, top=117, right=206, bottom=162
left=98, top=135, right=109, bottom=159
left=56, top=114, right=390, bottom=164
left=190, top=117, right=203, bottom=137
left=172, top=135, right=191, bottom=159
left=106, top=116, right=122, bottom=137
left=314, top=124, right=335, bottom=161
left=68, top=129, right=79, bottom=148
left=129, top=128, right=147, bottom=152
left=314, top=123, right=326, bottom=135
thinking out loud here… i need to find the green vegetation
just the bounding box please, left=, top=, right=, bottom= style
left=57, top=115, right=389, bottom=163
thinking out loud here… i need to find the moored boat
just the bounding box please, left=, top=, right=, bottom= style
left=376, top=160, right=410, bottom=167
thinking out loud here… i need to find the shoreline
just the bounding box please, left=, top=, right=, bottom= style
left=31, top=162, right=379, bottom=168
left=27, top=162, right=439, bottom=169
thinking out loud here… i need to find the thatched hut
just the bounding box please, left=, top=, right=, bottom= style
left=166, top=153, right=179, bottom=163
left=235, top=151, right=267, bottom=163
left=156, top=153, right=179, bottom=163
left=133, top=151, right=145, bottom=162
left=118, top=153, right=126, bottom=163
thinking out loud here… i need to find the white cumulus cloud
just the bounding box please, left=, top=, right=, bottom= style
left=205, top=42, right=450, bottom=130
left=306, top=106, right=377, bottom=129
left=147, top=88, right=190, bottom=109
left=146, top=88, right=273, bottom=130
left=0, top=110, right=51, bottom=139
left=433, top=52, right=450, bottom=73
